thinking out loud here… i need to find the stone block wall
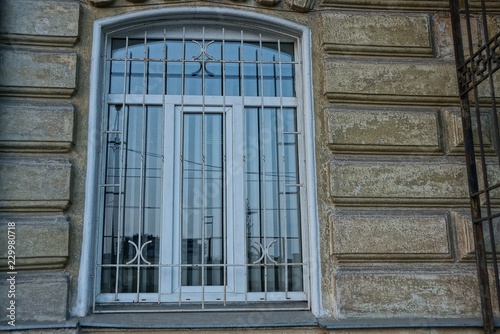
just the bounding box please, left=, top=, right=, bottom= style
left=0, top=0, right=499, bottom=331
left=0, top=0, right=78, bottom=324
left=317, top=1, right=498, bottom=321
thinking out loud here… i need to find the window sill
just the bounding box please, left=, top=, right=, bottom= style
left=79, top=310, right=318, bottom=329
left=0, top=316, right=494, bottom=331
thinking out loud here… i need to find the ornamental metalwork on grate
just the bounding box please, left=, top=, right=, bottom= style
left=93, top=24, right=309, bottom=312
left=449, top=0, right=500, bottom=332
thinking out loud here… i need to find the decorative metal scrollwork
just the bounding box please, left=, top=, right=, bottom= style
left=125, top=240, right=152, bottom=265
left=190, top=40, right=216, bottom=77
left=252, top=239, right=278, bottom=265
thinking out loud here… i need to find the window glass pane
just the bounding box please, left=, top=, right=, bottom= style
left=243, top=46, right=259, bottom=97
left=166, top=41, right=183, bottom=95
left=100, top=105, right=162, bottom=294
left=262, top=63, right=278, bottom=97
left=110, top=38, right=294, bottom=97
left=109, top=39, right=127, bottom=94
left=102, top=27, right=303, bottom=303
left=245, top=107, right=302, bottom=293
left=182, top=112, right=224, bottom=286
left=147, top=40, right=165, bottom=95
left=144, top=106, right=162, bottom=267
left=205, top=41, right=223, bottom=96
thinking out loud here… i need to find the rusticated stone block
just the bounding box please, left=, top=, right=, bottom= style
left=454, top=210, right=500, bottom=262
left=324, top=60, right=458, bottom=106
left=481, top=162, right=500, bottom=205
left=335, top=269, right=481, bottom=318
left=0, top=0, right=80, bottom=47
left=441, top=108, right=495, bottom=155
left=453, top=211, right=476, bottom=261
left=326, top=107, right=441, bottom=154
left=329, top=158, right=469, bottom=207
left=0, top=47, right=77, bottom=98
left=0, top=215, right=69, bottom=270
left=0, top=157, right=71, bottom=211
left=322, top=13, right=432, bottom=57
left=469, top=0, right=500, bottom=11
left=286, top=0, right=315, bottom=12
left=0, top=99, right=74, bottom=152
left=0, top=272, right=68, bottom=322
left=330, top=211, right=451, bottom=261
left=432, top=14, right=485, bottom=60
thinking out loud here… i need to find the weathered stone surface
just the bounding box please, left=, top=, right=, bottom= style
left=441, top=108, right=495, bottom=155
left=329, top=158, right=469, bottom=207
left=320, top=0, right=450, bottom=11
left=330, top=211, right=451, bottom=261
left=89, top=0, right=116, bottom=6
left=482, top=161, right=500, bottom=205
left=80, top=328, right=484, bottom=334
left=0, top=0, right=80, bottom=47
left=0, top=99, right=74, bottom=152
left=322, top=13, right=432, bottom=57
left=454, top=210, right=500, bottom=262
left=254, top=0, right=281, bottom=7
left=0, top=157, right=71, bottom=211
left=6, top=330, right=77, bottom=334
left=254, top=0, right=281, bottom=6
left=0, top=215, right=69, bottom=270
left=324, top=60, right=458, bottom=105
left=335, top=269, right=481, bottom=318
left=326, top=107, right=441, bottom=154
left=453, top=211, right=476, bottom=261
left=469, top=0, right=500, bottom=11
left=0, top=272, right=68, bottom=322
left=0, top=47, right=77, bottom=98
left=286, top=0, right=316, bottom=12
left=319, top=321, right=485, bottom=333
left=432, top=14, right=485, bottom=60
left=81, top=328, right=323, bottom=334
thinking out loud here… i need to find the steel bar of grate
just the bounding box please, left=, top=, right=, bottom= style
left=449, top=0, right=499, bottom=332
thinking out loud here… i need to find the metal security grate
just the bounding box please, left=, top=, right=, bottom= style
left=94, top=25, right=309, bottom=311
left=449, top=0, right=500, bottom=332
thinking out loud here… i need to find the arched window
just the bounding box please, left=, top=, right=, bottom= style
left=80, top=8, right=320, bottom=313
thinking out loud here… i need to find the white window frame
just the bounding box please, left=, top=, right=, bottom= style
left=75, top=7, right=322, bottom=317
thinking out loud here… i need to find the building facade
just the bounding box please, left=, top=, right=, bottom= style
left=0, top=0, right=498, bottom=332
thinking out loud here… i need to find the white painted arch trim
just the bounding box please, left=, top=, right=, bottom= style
left=74, top=6, right=322, bottom=318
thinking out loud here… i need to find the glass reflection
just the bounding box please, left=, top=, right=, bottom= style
left=182, top=112, right=224, bottom=286
left=109, top=39, right=295, bottom=97
left=103, top=31, right=303, bottom=298
left=100, top=105, right=162, bottom=294
left=245, top=107, right=303, bottom=292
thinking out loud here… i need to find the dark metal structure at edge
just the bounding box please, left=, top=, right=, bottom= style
left=449, top=0, right=500, bottom=332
